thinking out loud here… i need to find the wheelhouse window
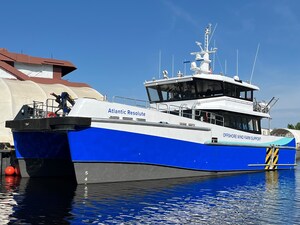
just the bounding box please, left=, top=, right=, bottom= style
left=160, top=83, right=183, bottom=101
left=146, top=78, right=254, bottom=103
left=146, top=81, right=196, bottom=102
left=147, top=86, right=160, bottom=102
left=195, top=79, right=223, bottom=98
left=181, top=82, right=196, bottom=100
left=224, top=83, right=253, bottom=101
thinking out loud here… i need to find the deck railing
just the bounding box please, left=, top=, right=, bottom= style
left=112, top=96, right=225, bottom=126
left=112, top=96, right=150, bottom=108
left=29, top=99, right=62, bottom=118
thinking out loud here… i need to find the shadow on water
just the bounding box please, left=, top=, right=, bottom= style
left=1, top=177, right=76, bottom=225
left=0, top=169, right=299, bottom=224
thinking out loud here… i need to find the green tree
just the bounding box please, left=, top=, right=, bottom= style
left=295, top=122, right=300, bottom=130
left=287, top=123, right=300, bottom=130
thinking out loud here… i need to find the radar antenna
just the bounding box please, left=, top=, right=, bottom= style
left=190, top=23, right=217, bottom=74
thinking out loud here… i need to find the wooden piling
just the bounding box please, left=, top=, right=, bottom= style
left=0, top=150, right=12, bottom=175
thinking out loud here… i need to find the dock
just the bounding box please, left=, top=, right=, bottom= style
left=0, top=149, right=13, bottom=175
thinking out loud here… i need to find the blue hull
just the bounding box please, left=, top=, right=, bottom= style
left=13, top=131, right=75, bottom=177
left=13, top=131, right=70, bottom=159
left=12, top=126, right=296, bottom=183
left=68, top=127, right=296, bottom=171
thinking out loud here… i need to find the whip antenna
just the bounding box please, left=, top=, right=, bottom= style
left=250, top=43, right=260, bottom=84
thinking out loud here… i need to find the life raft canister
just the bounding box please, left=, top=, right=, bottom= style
left=47, top=112, right=56, bottom=118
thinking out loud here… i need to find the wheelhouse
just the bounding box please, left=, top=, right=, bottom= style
left=145, top=76, right=262, bottom=134
left=146, top=77, right=255, bottom=103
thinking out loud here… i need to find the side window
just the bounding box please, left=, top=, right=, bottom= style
left=230, top=115, right=236, bottom=129
left=253, top=119, right=259, bottom=132
left=224, top=114, right=230, bottom=127
left=224, top=83, right=254, bottom=101
left=240, top=91, right=246, bottom=99
left=236, top=117, right=242, bottom=130
left=248, top=118, right=253, bottom=131
left=223, top=112, right=261, bottom=134
left=246, top=90, right=253, bottom=101
left=224, top=83, right=236, bottom=97
left=147, top=87, right=160, bottom=102
left=242, top=117, right=248, bottom=130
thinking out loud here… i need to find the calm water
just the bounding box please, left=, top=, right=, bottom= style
left=1, top=167, right=300, bottom=225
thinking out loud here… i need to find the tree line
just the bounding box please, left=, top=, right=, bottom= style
left=287, top=122, right=300, bottom=130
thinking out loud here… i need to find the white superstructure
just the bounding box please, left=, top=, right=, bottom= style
left=144, top=24, right=272, bottom=136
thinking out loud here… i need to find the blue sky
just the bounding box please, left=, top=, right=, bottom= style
left=1, top=0, right=300, bottom=128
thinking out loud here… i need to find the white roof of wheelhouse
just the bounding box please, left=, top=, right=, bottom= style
left=145, top=74, right=259, bottom=90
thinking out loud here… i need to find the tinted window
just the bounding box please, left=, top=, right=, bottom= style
left=224, top=83, right=253, bottom=101
left=195, top=79, right=223, bottom=98
left=210, top=111, right=261, bottom=134
left=146, top=79, right=254, bottom=103
left=147, top=87, right=160, bottom=102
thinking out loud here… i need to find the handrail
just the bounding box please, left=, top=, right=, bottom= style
left=157, top=103, right=169, bottom=112
left=169, top=104, right=180, bottom=116
left=28, top=94, right=225, bottom=126
left=153, top=102, right=224, bottom=126
left=112, top=96, right=150, bottom=108
left=179, top=103, right=188, bottom=117
left=29, top=99, right=63, bottom=118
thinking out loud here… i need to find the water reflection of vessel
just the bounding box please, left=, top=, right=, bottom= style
left=0, top=177, right=19, bottom=224
left=72, top=170, right=297, bottom=224
left=3, top=169, right=298, bottom=224
left=6, top=24, right=296, bottom=184
left=8, top=177, right=76, bottom=224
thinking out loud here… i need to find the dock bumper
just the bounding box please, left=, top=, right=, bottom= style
left=5, top=117, right=91, bottom=132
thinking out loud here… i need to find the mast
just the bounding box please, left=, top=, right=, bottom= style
left=204, top=24, right=211, bottom=51
left=190, top=24, right=217, bottom=75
